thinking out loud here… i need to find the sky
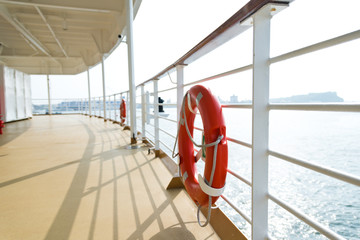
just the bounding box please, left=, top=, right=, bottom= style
left=31, top=0, right=360, bottom=102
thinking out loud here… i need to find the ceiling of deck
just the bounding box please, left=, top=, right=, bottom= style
left=0, top=0, right=141, bottom=74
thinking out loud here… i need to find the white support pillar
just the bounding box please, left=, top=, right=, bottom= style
left=251, top=5, right=272, bottom=240
left=141, top=84, right=146, bottom=141
left=126, top=91, right=130, bottom=125
left=47, top=74, right=52, bottom=115
left=126, top=0, right=137, bottom=144
left=176, top=65, right=185, bottom=122
left=153, top=80, right=160, bottom=156
left=101, top=56, right=107, bottom=121
left=87, top=68, right=92, bottom=116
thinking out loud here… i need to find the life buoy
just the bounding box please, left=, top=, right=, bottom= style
left=178, top=85, right=227, bottom=207
left=0, top=120, right=4, bottom=135
left=120, top=99, right=126, bottom=124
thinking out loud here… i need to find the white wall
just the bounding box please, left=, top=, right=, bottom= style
left=0, top=65, right=32, bottom=122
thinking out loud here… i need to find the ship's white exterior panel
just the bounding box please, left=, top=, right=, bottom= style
left=0, top=65, right=32, bottom=122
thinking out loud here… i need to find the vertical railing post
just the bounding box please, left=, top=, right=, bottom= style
left=101, top=56, right=107, bottom=121
left=176, top=65, right=185, bottom=122
left=106, top=96, right=112, bottom=120
left=47, top=74, right=52, bottom=115
left=141, top=84, right=146, bottom=141
left=146, top=91, right=150, bottom=124
left=99, top=97, right=101, bottom=117
left=251, top=5, right=272, bottom=240
left=153, top=80, right=160, bottom=157
left=120, top=93, right=123, bottom=122
left=113, top=94, right=116, bottom=121
left=87, top=68, right=92, bottom=117
left=93, top=97, right=95, bottom=116
left=126, top=91, right=130, bottom=125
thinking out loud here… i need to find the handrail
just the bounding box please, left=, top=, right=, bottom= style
left=139, top=0, right=289, bottom=86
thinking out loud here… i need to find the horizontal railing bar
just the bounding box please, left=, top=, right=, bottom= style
left=221, top=194, right=252, bottom=224
left=227, top=168, right=252, bottom=187
left=158, top=103, right=177, bottom=106
left=269, top=150, right=360, bottom=187
left=145, top=129, right=155, bottom=138
left=268, top=194, right=346, bottom=240
left=157, top=87, right=177, bottom=94
left=226, top=137, right=252, bottom=148
left=159, top=139, right=174, bottom=153
left=183, top=64, right=252, bottom=88
left=270, top=29, right=360, bottom=65
left=143, top=136, right=155, bottom=147
left=269, top=103, right=360, bottom=112
left=140, top=0, right=289, bottom=86
left=158, top=115, right=177, bottom=123
left=222, top=104, right=252, bottom=109
left=159, top=128, right=176, bottom=139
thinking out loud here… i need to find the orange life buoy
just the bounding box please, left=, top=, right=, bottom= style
left=120, top=99, right=126, bottom=124
left=0, top=120, right=4, bottom=135
left=178, top=85, right=227, bottom=207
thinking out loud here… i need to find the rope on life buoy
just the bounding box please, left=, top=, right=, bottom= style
left=172, top=87, right=227, bottom=227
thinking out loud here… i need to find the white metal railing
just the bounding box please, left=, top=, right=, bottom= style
left=49, top=0, right=360, bottom=239
left=32, top=98, right=83, bottom=115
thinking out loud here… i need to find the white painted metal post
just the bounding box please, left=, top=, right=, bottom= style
left=251, top=5, right=271, bottom=240
left=99, top=97, right=101, bottom=117
left=126, top=0, right=137, bottom=143
left=101, top=56, right=107, bottom=121
left=153, top=80, right=160, bottom=155
left=93, top=97, right=95, bottom=116
left=47, top=74, right=52, bottom=115
left=176, top=65, right=184, bottom=122
left=126, top=91, right=130, bottom=125
left=23, top=73, right=27, bottom=117
left=108, top=96, right=110, bottom=119
left=14, top=70, right=18, bottom=119
left=146, top=91, right=150, bottom=124
left=87, top=68, right=92, bottom=116
left=113, top=94, right=116, bottom=121
left=141, top=84, right=146, bottom=140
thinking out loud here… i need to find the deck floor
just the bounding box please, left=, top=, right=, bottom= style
left=0, top=115, right=219, bottom=240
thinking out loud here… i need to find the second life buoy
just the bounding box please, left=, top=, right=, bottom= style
left=0, top=120, right=4, bottom=135
left=120, top=99, right=126, bottom=124
left=178, top=85, right=228, bottom=209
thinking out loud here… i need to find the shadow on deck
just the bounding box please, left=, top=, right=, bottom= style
left=0, top=115, right=219, bottom=240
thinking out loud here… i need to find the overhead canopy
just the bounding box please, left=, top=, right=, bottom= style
left=0, top=0, right=141, bottom=74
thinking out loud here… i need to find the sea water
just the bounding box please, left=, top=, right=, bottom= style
left=108, top=107, right=359, bottom=239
